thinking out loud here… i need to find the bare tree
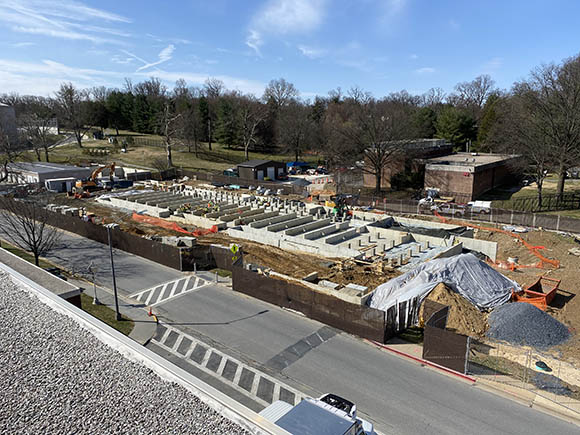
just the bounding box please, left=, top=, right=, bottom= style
left=488, top=90, right=551, bottom=206
left=521, top=55, right=580, bottom=196
left=159, top=100, right=181, bottom=168
left=328, top=93, right=413, bottom=193
left=18, top=97, right=59, bottom=162
left=0, top=198, right=61, bottom=266
left=263, top=78, right=299, bottom=110
left=449, top=75, right=496, bottom=119
left=421, top=87, right=446, bottom=107
left=238, top=95, right=268, bottom=160
left=278, top=101, right=314, bottom=162
left=202, top=78, right=225, bottom=151
left=0, top=124, right=25, bottom=183
left=55, top=83, right=90, bottom=148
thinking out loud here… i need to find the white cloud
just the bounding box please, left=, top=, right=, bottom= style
left=383, top=0, right=407, bottom=17
left=111, top=55, right=135, bottom=65
left=0, top=57, right=266, bottom=97
left=298, top=45, right=326, bottom=59
left=124, top=44, right=175, bottom=73
left=246, top=0, right=327, bottom=54
left=0, top=0, right=131, bottom=44
left=409, top=53, right=418, bottom=60
left=12, top=42, right=36, bottom=47
left=483, top=57, right=503, bottom=73
left=415, top=67, right=436, bottom=74
left=449, top=19, right=460, bottom=30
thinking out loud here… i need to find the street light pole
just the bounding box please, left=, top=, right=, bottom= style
left=106, top=224, right=121, bottom=321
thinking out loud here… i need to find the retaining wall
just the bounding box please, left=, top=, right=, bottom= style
left=232, top=267, right=388, bottom=343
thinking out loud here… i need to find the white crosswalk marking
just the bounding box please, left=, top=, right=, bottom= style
left=129, top=275, right=209, bottom=307
left=152, top=323, right=304, bottom=407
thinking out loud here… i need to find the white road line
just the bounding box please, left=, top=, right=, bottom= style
left=232, top=364, right=243, bottom=386
left=159, top=328, right=172, bottom=344
left=272, top=384, right=281, bottom=402
left=145, top=282, right=166, bottom=306
left=173, top=335, right=184, bottom=352
left=151, top=323, right=305, bottom=406
left=216, top=356, right=228, bottom=377
left=250, top=374, right=260, bottom=396
left=158, top=281, right=175, bottom=303
left=151, top=279, right=210, bottom=307
left=200, top=348, right=212, bottom=367
left=184, top=342, right=195, bottom=358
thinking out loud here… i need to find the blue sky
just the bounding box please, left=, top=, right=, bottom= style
left=1, top=0, right=579, bottom=99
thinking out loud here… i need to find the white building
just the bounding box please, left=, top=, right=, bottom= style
left=2, top=162, right=92, bottom=184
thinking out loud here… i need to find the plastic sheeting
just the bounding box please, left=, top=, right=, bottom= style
left=368, top=253, right=520, bottom=312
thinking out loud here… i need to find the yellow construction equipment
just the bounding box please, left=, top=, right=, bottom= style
left=74, top=162, right=116, bottom=192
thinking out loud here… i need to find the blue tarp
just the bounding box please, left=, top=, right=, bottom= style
left=286, top=161, right=309, bottom=167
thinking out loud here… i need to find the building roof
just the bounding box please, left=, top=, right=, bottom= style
left=237, top=159, right=279, bottom=168
left=425, top=153, right=518, bottom=169
left=7, top=162, right=90, bottom=174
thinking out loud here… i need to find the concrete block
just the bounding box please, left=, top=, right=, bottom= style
left=318, top=280, right=340, bottom=290
left=345, top=283, right=368, bottom=293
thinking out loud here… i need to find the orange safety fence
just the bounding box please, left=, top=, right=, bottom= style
left=432, top=210, right=560, bottom=270
left=132, top=212, right=218, bottom=237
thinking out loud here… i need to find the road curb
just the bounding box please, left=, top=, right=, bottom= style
left=368, top=340, right=476, bottom=383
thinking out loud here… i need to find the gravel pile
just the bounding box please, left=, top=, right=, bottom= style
left=0, top=272, right=250, bottom=434
left=487, top=302, right=570, bottom=349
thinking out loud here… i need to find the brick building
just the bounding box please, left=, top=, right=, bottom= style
left=363, top=139, right=453, bottom=190
left=424, top=153, right=518, bottom=202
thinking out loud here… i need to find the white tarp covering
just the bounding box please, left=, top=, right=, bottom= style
left=369, top=253, right=519, bottom=312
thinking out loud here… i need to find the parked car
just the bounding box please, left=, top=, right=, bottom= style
left=467, top=200, right=492, bottom=214
left=432, top=203, right=466, bottom=217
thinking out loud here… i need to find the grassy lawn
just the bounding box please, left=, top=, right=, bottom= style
left=31, top=131, right=320, bottom=173
left=80, top=293, right=134, bottom=335
left=0, top=239, right=134, bottom=336
left=397, top=326, right=424, bottom=344
left=481, top=176, right=580, bottom=214
left=0, top=239, right=56, bottom=269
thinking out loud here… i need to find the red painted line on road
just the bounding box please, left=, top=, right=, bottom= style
left=368, top=340, right=476, bottom=383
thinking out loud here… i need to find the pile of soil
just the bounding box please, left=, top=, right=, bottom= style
left=419, top=283, right=489, bottom=337
left=322, top=259, right=400, bottom=289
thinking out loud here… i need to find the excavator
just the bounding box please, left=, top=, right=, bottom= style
left=72, top=162, right=116, bottom=198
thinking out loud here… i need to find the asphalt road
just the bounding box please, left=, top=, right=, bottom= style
left=156, top=284, right=579, bottom=435
left=6, top=222, right=576, bottom=434
left=0, top=218, right=183, bottom=294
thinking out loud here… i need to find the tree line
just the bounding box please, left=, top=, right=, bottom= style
left=1, top=52, right=579, bottom=200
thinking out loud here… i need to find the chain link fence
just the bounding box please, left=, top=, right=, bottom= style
left=467, top=339, right=580, bottom=414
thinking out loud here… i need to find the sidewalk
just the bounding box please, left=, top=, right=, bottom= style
left=69, top=278, right=158, bottom=346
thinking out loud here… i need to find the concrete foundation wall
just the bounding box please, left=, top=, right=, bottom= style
left=433, top=242, right=463, bottom=259
left=285, top=218, right=332, bottom=236
left=303, top=222, right=350, bottom=240
left=457, top=236, right=497, bottom=261
left=268, top=216, right=313, bottom=232
left=251, top=213, right=296, bottom=228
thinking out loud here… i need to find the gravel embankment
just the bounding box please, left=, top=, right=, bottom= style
left=487, top=302, right=570, bottom=349
left=0, top=272, right=250, bottom=434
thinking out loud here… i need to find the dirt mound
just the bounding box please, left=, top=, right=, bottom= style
left=322, top=259, right=400, bottom=289
left=420, top=283, right=489, bottom=337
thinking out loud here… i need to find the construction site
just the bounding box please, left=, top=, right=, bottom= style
left=40, top=175, right=580, bottom=401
